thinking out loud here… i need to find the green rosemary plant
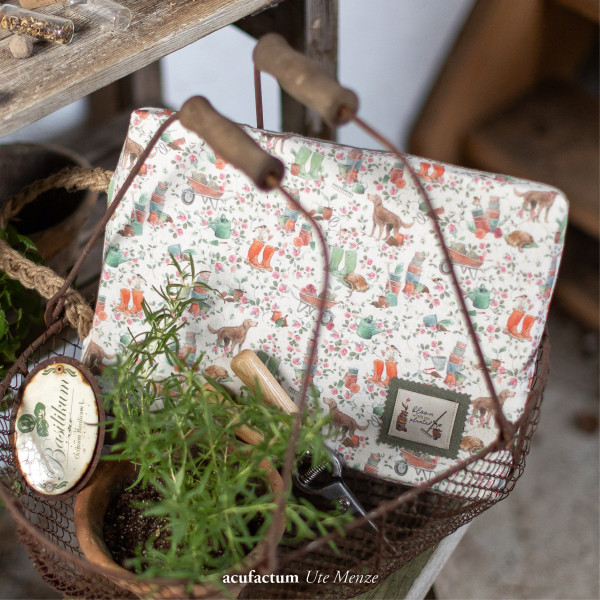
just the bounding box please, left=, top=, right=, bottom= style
left=103, top=257, right=347, bottom=588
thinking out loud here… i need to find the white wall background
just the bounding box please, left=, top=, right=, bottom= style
left=0, top=0, right=475, bottom=150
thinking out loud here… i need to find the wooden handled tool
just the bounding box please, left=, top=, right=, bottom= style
left=231, top=349, right=299, bottom=415
left=179, top=96, right=284, bottom=191
left=204, top=383, right=265, bottom=446
left=253, top=33, right=359, bottom=127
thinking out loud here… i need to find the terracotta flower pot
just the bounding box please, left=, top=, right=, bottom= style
left=290, top=164, right=300, bottom=176
left=75, top=455, right=285, bottom=599
left=449, top=353, right=464, bottom=365
left=389, top=280, right=401, bottom=295
left=322, top=207, right=333, bottom=220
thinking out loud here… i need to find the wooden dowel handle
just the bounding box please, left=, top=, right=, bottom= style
left=253, top=33, right=359, bottom=127
left=204, top=384, right=265, bottom=445
left=179, top=96, right=284, bottom=191
left=231, top=350, right=298, bottom=415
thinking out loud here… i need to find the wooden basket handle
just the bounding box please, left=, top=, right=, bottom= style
left=179, top=96, right=284, bottom=191
left=253, top=33, right=359, bottom=127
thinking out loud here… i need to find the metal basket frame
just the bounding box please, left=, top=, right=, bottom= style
left=0, top=314, right=550, bottom=599
left=0, top=77, right=553, bottom=598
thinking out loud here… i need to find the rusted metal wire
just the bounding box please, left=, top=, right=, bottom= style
left=263, top=177, right=331, bottom=573
left=44, top=114, right=179, bottom=329
left=0, top=93, right=553, bottom=599
left=255, top=67, right=265, bottom=130
left=340, top=108, right=514, bottom=440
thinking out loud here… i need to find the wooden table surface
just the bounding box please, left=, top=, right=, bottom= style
left=0, top=0, right=273, bottom=138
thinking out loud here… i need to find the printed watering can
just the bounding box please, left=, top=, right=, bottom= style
left=356, top=316, right=385, bottom=339
left=105, top=244, right=143, bottom=268
left=465, top=285, right=495, bottom=309
left=208, top=214, right=231, bottom=239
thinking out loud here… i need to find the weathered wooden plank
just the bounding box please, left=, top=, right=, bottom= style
left=0, top=0, right=276, bottom=138
left=465, top=82, right=599, bottom=239
left=409, top=0, right=546, bottom=164
left=304, top=0, right=337, bottom=140
left=236, top=0, right=338, bottom=140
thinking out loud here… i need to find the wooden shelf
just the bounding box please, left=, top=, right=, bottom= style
left=0, top=0, right=274, bottom=138
left=553, top=225, right=600, bottom=330
left=466, top=82, right=599, bottom=239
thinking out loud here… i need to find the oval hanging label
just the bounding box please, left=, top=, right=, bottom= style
left=12, top=357, right=104, bottom=499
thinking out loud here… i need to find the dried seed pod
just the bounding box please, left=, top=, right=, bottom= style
left=9, top=34, right=33, bottom=58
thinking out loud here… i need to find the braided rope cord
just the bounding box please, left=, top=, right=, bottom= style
left=0, top=166, right=114, bottom=339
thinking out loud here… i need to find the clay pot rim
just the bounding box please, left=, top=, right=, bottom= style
left=74, top=450, right=285, bottom=598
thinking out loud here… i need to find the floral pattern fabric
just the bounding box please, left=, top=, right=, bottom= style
left=83, top=108, right=567, bottom=489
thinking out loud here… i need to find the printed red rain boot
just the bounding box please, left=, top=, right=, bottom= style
left=431, top=164, right=445, bottom=181
left=418, top=162, right=431, bottom=180
left=130, top=290, right=144, bottom=316
left=382, top=361, right=398, bottom=386
left=516, top=315, right=535, bottom=341
left=246, top=240, right=264, bottom=269
left=505, top=310, right=524, bottom=338
left=115, top=289, right=131, bottom=313
left=368, top=360, right=384, bottom=384
left=260, top=245, right=275, bottom=271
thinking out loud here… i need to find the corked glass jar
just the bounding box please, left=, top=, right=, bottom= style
left=0, top=4, right=73, bottom=44
left=64, top=0, right=130, bottom=32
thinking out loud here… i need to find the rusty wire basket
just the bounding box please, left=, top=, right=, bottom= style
left=0, top=315, right=551, bottom=599
left=0, top=33, right=555, bottom=600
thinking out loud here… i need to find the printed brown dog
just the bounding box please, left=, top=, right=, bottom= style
left=367, top=194, right=413, bottom=241
left=343, top=272, right=369, bottom=293
left=460, top=435, right=485, bottom=455
left=506, top=230, right=534, bottom=252
left=470, top=389, right=516, bottom=425
left=208, top=319, right=258, bottom=355
left=203, top=365, right=232, bottom=383
left=515, top=189, right=558, bottom=222
left=120, top=135, right=145, bottom=169
left=323, top=397, right=368, bottom=441
left=83, top=340, right=115, bottom=374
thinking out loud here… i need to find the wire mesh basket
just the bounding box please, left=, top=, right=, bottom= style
left=0, top=317, right=550, bottom=599
left=0, top=32, right=555, bottom=599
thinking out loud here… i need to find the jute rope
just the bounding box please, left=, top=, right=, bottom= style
left=0, top=166, right=114, bottom=340
left=0, top=166, right=113, bottom=230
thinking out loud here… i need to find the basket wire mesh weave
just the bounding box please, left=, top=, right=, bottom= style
left=0, top=34, right=553, bottom=600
